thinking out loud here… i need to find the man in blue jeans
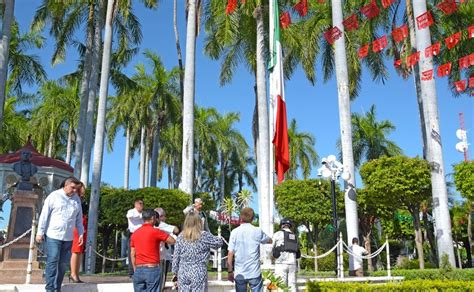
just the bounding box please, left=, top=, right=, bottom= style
left=227, top=208, right=272, bottom=292
left=131, top=209, right=175, bottom=292
left=36, top=177, right=84, bottom=292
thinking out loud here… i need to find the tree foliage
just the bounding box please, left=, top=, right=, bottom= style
left=274, top=179, right=343, bottom=230
left=360, top=156, right=431, bottom=215
left=453, top=161, right=474, bottom=202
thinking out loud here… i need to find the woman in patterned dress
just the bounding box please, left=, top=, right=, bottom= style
left=172, top=212, right=223, bottom=291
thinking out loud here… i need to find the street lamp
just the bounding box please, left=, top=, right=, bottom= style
left=317, top=155, right=351, bottom=276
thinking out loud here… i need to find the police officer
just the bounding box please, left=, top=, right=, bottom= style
left=272, top=218, right=300, bottom=292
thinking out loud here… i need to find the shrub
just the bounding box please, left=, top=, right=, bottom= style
left=369, top=268, right=474, bottom=281
left=300, top=251, right=348, bottom=272
left=307, top=280, right=474, bottom=291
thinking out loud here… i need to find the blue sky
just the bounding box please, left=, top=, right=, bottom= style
left=1, top=1, right=472, bottom=229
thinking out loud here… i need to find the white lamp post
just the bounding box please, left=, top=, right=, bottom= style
left=317, top=155, right=351, bottom=277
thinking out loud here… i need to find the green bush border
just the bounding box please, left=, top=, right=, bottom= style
left=307, top=280, right=474, bottom=291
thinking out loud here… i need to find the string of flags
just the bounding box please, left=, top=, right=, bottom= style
left=224, top=0, right=472, bottom=94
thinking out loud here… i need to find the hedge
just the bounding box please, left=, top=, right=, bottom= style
left=369, top=268, right=474, bottom=281
left=306, top=280, right=474, bottom=291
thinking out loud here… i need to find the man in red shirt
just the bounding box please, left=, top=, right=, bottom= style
left=131, top=209, right=176, bottom=292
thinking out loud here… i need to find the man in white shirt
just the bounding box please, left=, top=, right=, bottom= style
left=36, top=177, right=83, bottom=292
left=126, top=198, right=144, bottom=277
left=154, top=208, right=179, bottom=292
left=272, top=218, right=300, bottom=292
left=183, top=198, right=209, bottom=231
left=349, top=237, right=368, bottom=277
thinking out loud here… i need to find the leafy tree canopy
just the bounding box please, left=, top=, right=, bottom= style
left=360, top=156, right=431, bottom=214
left=453, top=161, right=474, bottom=202
left=274, top=179, right=343, bottom=229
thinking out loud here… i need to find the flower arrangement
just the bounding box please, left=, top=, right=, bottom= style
left=262, top=270, right=290, bottom=292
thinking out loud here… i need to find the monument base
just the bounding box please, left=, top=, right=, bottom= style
left=0, top=261, right=43, bottom=284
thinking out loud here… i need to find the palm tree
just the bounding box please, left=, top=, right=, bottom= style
left=287, top=119, right=318, bottom=180
left=85, top=0, right=116, bottom=274
left=0, top=97, right=28, bottom=153
left=338, top=105, right=402, bottom=168
left=411, top=0, right=455, bottom=266
left=330, top=0, right=359, bottom=247
left=0, top=0, right=15, bottom=129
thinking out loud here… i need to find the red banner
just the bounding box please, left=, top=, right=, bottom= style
left=280, top=11, right=292, bottom=29
left=324, top=26, right=342, bottom=44
left=425, top=42, right=441, bottom=58
left=358, top=44, right=370, bottom=58
left=392, top=25, right=408, bottom=43
left=372, top=35, right=387, bottom=53
left=225, top=0, right=237, bottom=15
left=421, top=69, right=434, bottom=81
left=469, top=25, right=474, bottom=38
left=294, top=0, right=308, bottom=17
left=459, top=54, right=474, bottom=70
left=416, top=11, right=434, bottom=29
left=343, top=14, right=359, bottom=31
left=445, top=31, right=462, bottom=50
left=454, top=80, right=467, bottom=92
left=437, top=0, right=457, bottom=15
left=407, top=51, right=420, bottom=67
left=470, top=77, right=474, bottom=88
left=394, top=59, right=402, bottom=67
left=437, top=62, right=452, bottom=77
left=381, top=0, right=396, bottom=9
left=361, top=1, right=380, bottom=19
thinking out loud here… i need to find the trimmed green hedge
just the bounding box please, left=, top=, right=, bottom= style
left=370, top=269, right=474, bottom=281
left=307, top=280, right=474, bottom=291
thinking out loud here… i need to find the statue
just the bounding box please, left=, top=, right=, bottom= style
left=12, top=150, right=38, bottom=191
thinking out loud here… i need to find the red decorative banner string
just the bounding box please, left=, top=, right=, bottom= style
left=425, top=42, right=441, bottom=58
left=372, top=35, right=387, bottom=53
left=280, top=11, right=292, bottom=29
left=454, top=80, right=467, bottom=92
left=421, top=69, right=434, bottom=81
left=437, top=0, right=457, bottom=15
left=225, top=0, right=237, bottom=15
left=360, top=1, right=380, bottom=19
left=294, top=0, right=308, bottom=17
left=343, top=14, right=359, bottom=31
left=392, top=25, right=408, bottom=43
left=358, top=44, right=370, bottom=59
left=437, top=62, right=452, bottom=77
left=416, top=11, right=434, bottom=29
left=324, top=26, right=342, bottom=45
left=445, top=31, right=462, bottom=50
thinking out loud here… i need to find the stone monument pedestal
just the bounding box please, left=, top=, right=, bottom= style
left=0, top=190, right=43, bottom=284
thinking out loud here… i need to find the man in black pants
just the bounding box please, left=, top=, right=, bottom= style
left=126, top=199, right=144, bottom=277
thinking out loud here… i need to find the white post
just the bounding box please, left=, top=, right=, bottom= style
left=25, top=219, right=36, bottom=284
left=339, top=232, right=344, bottom=279
left=386, top=235, right=391, bottom=278
left=456, top=243, right=462, bottom=269
left=217, top=226, right=222, bottom=281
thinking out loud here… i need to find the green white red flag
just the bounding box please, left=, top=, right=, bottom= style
left=269, top=0, right=289, bottom=184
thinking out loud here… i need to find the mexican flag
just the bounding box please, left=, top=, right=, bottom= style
left=269, top=0, right=289, bottom=184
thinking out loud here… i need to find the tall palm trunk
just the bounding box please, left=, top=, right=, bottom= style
left=173, top=0, right=184, bottom=100
left=331, top=0, right=359, bottom=244
left=73, top=5, right=94, bottom=178
left=180, top=0, right=197, bottom=196
left=85, top=0, right=115, bottom=274
left=255, top=4, right=272, bottom=264
left=0, top=0, right=14, bottom=129
left=144, top=141, right=150, bottom=187
left=124, top=126, right=130, bottom=189
left=412, top=0, right=455, bottom=266
left=139, top=126, right=146, bottom=188
left=468, top=203, right=473, bottom=265
left=81, top=5, right=102, bottom=185
left=47, top=120, right=54, bottom=157
left=66, top=123, right=73, bottom=165
left=219, top=151, right=226, bottom=204
left=411, top=208, right=425, bottom=269
left=406, top=0, right=427, bottom=160
left=150, top=121, right=161, bottom=187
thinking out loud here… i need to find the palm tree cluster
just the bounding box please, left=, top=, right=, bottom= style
left=0, top=0, right=467, bottom=270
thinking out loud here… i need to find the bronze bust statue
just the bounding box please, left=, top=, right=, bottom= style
left=12, top=150, right=38, bottom=191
